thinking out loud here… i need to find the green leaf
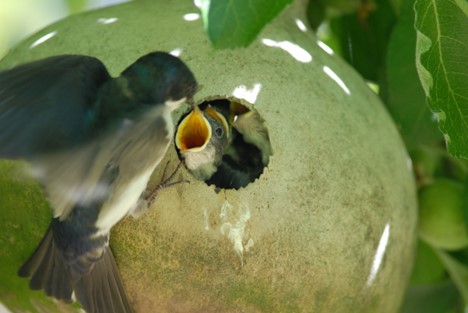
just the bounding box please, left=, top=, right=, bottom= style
left=329, top=0, right=397, bottom=82
left=435, top=248, right=468, bottom=310
left=384, top=0, right=442, bottom=148
left=414, top=0, right=468, bottom=159
left=400, top=280, right=459, bottom=313
left=201, top=0, right=293, bottom=49
left=410, top=239, right=446, bottom=285
left=306, top=0, right=325, bottom=30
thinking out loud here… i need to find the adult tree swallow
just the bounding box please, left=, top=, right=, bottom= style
left=0, top=51, right=198, bottom=313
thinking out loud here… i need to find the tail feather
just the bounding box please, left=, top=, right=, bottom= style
left=19, top=225, right=133, bottom=313
left=48, top=247, right=74, bottom=300
left=74, top=246, right=133, bottom=313
left=18, top=226, right=74, bottom=302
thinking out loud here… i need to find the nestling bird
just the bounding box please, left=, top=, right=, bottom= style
left=0, top=52, right=198, bottom=313
left=207, top=102, right=272, bottom=189
left=175, top=103, right=231, bottom=181
left=229, top=101, right=272, bottom=166
left=176, top=100, right=272, bottom=189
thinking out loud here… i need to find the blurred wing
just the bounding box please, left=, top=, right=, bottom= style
left=0, top=55, right=111, bottom=159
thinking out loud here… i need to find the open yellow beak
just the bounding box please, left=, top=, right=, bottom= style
left=229, top=101, right=250, bottom=124
left=176, top=106, right=211, bottom=152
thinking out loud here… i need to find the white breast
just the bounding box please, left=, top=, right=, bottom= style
left=94, top=167, right=155, bottom=235
left=93, top=105, right=173, bottom=236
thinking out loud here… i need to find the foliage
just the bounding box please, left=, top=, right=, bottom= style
left=201, top=0, right=468, bottom=311
left=199, top=0, right=293, bottom=48
left=414, top=0, right=468, bottom=159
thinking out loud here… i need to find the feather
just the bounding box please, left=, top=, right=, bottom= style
left=19, top=226, right=133, bottom=312
left=18, top=226, right=74, bottom=302
left=0, top=55, right=111, bottom=158
left=74, top=247, right=133, bottom=313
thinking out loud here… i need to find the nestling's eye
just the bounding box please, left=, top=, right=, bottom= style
left=214, top=126, right=224, bottom=138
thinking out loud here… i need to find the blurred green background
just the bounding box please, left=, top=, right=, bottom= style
left=0, top=0, right=130, bottom=59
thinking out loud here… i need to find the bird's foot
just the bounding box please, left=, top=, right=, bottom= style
left=132, top=160, right=189, bottom=218
left=145, top=160, right=189, bottom=207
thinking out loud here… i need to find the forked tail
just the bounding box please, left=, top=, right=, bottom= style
left=18, top=225, right=133, bottom=313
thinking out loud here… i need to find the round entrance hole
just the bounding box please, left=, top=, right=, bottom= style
left=175, top=98, right=272, bottom=189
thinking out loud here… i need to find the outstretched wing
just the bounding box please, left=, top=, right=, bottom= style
left=0, top=55, right=111, bottom=159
